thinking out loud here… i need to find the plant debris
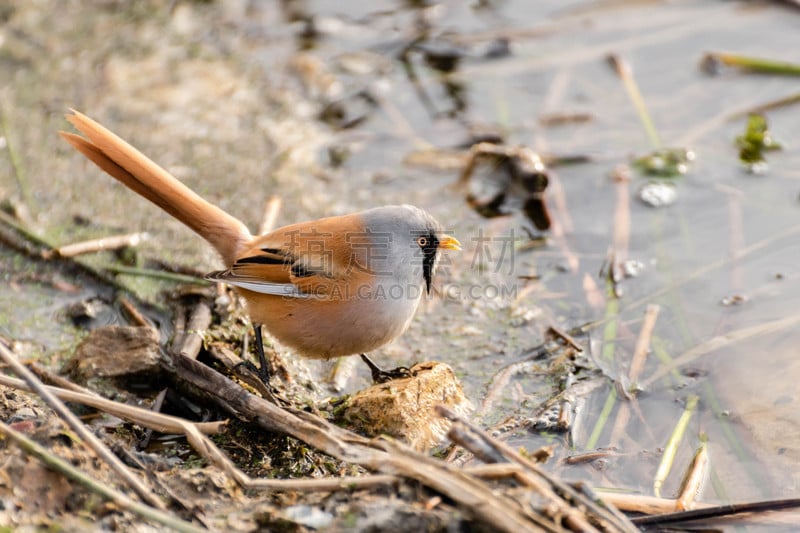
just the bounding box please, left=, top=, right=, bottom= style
left=62, top=325, right=162, bottom=384
left=456, top=140, right=552, bottom=231
left=632, top=148, right=695, bottom=178
left=638, top=181, right=678, bottom=207
left=340, top=361, right=473, bottom=450
left=701, top=51, right=800, bottom=76
left=736, top=113, right=783, bottom=173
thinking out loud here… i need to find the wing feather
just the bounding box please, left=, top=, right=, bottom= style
left=206, top=212, right=368, bottom=300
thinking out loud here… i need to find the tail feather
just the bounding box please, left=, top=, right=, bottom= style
left=61, top=110, right=251, bottom=266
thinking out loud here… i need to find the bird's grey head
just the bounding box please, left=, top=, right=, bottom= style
left=360, top=205, right=456, bottom=294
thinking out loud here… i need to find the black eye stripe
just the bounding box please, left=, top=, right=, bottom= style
left=419, top=232, right=439, bottom=295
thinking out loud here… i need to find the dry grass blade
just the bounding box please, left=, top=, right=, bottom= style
left=468, top=460, right=682, bottom=519
left=3, top=366, right=398, bottom=495
left=0, top=374, right=223, bottom=435
left=616, top=223, right=800, bottom=319
left=610, top=304, right=660, bottom=445
left=676, top=441, right=709, bottom=511
left=642, top=313, right=800, bottom=387
left=448, top=419, right=507, bottom=463
left=0, top=420, right=205, bottom=533
left=437, top=406, right=639, bottom=533
left=374, top=438, right=557, bottom=533
left=6, top=361, right=403, bottom=497
left=654, top=395, right=699, bottom=498
left=631, top=498, right=800, bottom=527
left=727, top=92, right=800, bottom=120
left=28, top=362, right=97, bottom=394
left=242, top=472, right=398, bottom=492
left=0, top=209, right=132, bottom=294
left=701, top=52, right=800, bottom=76
left=595, top=490, right=710, bottom=515
left=44, top=231, right=149, bottom=259
left=179, top=300, right=212, bottom=360
left=629, top=304, right=660, bottom=383
left=168, top=353, right=568, bottom=532
left=612, top=169, right=630, bottom=271
left=478, top=360, right=537, bottom=416
left=607, top=53, right=661, bottom=149
left=118, top=296, right=155, bottom=328
left=0, top=341, right=165, bottom=510
left=258, top=195, right=282, bottom=235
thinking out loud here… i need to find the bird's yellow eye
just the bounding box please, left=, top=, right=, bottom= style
left=417, top=236, right=428, bottom=247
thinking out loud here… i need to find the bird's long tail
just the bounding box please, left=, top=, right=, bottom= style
left=60, top=110, right=252, bottom=266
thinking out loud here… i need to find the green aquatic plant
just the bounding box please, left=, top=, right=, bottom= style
left=736, top=114, right=782, bottom=173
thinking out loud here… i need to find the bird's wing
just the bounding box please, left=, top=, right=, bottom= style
left=205, top=246, right=312, bottom=298
left=206, top=214, right=369, bottom=299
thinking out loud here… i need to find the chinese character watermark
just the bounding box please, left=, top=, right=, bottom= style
left=469, top=228, right=519, bottom=275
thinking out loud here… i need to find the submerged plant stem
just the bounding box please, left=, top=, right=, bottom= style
left=704, top=52, right=800, bottom=76
left=608, top=54, right=661, bottom=149
left=654, top=394, right=699, bottom=498
left=585, top=282, right=620, bottom=450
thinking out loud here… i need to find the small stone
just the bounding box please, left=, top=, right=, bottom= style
left=66, top=298, right=116, bottom=329
left=63, top=325, right=162, bottom=382
left=283, top=505, right=334, bottom=529
left=456, top=325, right=483, bottom=336
left=638, top=181, right=677, bottom=207
left=342, top=362, right=473, bottom=450
left=719, top=294, right=748, bottom=306
left=509, top=306, right=539, bottom=327
left=621, top=259, right=645, bottom=278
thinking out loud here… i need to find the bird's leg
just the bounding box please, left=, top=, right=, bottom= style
left=359, top=353, right=412, bottom=384
left=253, top=324, right=270, bottom=382
left=235, top=323, right=271, bottom=384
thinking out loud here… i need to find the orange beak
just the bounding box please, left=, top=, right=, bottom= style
left=437, top=234, right=461, bottom=251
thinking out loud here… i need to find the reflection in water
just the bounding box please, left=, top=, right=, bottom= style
left=398, top=37, right=468, bottom=119
left=455, top=140, right=551, bottom=231
left=8, top=0, right=800, bottom=513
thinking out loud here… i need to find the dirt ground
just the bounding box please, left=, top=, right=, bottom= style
left=0, top=2, right=566, bottom=530
left=5, top=0, right=800, bottom=531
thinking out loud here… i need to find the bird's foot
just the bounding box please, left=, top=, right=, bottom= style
left=359, top=354, right=413, bottom=384
left=234, top=360, right=270, bottom=385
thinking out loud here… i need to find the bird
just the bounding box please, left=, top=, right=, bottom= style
left=59, top=110, right=460, bottom=383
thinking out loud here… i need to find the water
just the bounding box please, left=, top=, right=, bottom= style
left=3, top=0, right=800, bottom=520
